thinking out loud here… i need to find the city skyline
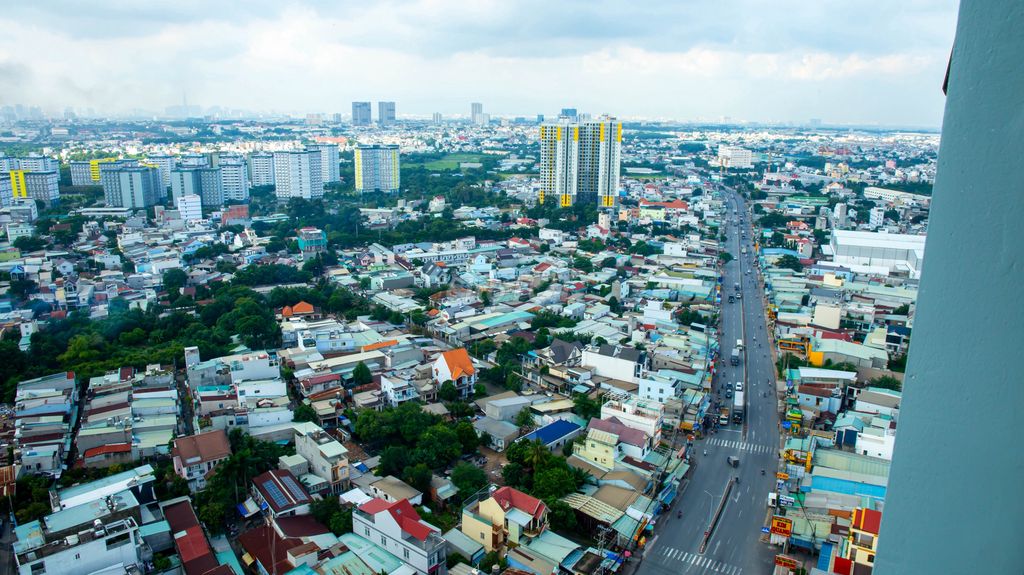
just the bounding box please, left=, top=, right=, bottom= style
left=0, top=1, right=958, bottom=127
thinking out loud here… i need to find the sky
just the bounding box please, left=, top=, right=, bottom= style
left=0, top=0, right=960, bottom=126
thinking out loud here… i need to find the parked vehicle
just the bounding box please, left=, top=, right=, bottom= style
left=727, top=456, right=740, bottom=468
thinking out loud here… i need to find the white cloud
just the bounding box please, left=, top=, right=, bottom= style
left=0, top=1, right=959, bottom=125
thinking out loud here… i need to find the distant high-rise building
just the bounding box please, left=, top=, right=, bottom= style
left=717, top=146, right=754, bottom=169
left=248, top=152, right=275, bottom=187
left=273, top=150, right=323, bottom=201
left=538, top=116, right=622, bottom=208
left=146, top=154, right=176, bottom=192
left=471, top=102, right=484, bottom=124
left=536, top=114, right=544, bottom=123
left=176, top=194, right=203, bottom=222
left=331, top=113, right=343, bottom=124
left=70, top=158, right=118, bottom=186
left=377, top=101, right=396, bottom=125
left=171, top=167, right=223, bottom=207
left=13, top=155, right=59, bottom=173
left=432, top=112, right=443, bottom=124
left=352, top=101, right=372, bottom=126
left=9, top=170, right=59, bottom=207
left=354, top=144, right=400, bottom=194
left=97, top=164, right=160, bottom=209
left=219, top=159, right=250, bottom=202
left=560, top=108, right=578, bottom=120
left=179, top=153, right=208, bottom=168
left=310, top=144, right=340, bottom=184
left=833, top=203, right=848, bottom=228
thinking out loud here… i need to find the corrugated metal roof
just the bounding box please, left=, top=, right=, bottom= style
left=562, top=493, right=624, bottom=524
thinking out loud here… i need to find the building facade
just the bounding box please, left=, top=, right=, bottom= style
left=311, top=143, right=340, bottom=184
left=10, top=170, right=59, bottom=206
left=248, top=152, right=275, bottom=187
left=538, top=116, right=621, bottom=207
left=273, top=150, right=323, bottom=201
left=171, top=167, right=224, bottom=207
left=354, top=498, right=447, bottom=575
left=378, top=101, right=396, bottom=125
left=219, top=158, right=250, bottom=202
left=352, top=101, right=372, bottom=126
left=354, top=144, right=400, bottom=194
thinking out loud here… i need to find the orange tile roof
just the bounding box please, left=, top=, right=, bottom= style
left=292, top=301, right=315, bottom=314
left=442, top=348, right=475, bottom=380
left=362, top=339, right=398, bottom=352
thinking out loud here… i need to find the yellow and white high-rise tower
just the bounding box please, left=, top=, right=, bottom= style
left=538, top=116, right=621, bottom=207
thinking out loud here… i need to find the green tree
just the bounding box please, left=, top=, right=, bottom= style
left=776, top=254, right=803, bottom=272
left=454, top=420, right=481, bottom=454
left=450, top=462, right=487, bottom=497
left=514, top=408, right=535, bottom=429
left=162, top=268, right=188, bottom=292
left=293, top=403, right=318, bottom=423
left=870, top=375, right=903, bottom=391
left=547, top=499, right=578, bottom=532
left=403, top=463, right=433, bottom=494
left=573, top=394, right=602, bottom=421
left=352, top=361, right=373, bottom=385
left=380, top=446, right=412, bottom=477
left=719, top=251, right=734, bottom=264
left=533, top=467, right=577, bottom=501
left=438, top=380, right=458, bottom=402
left=414, top=425, right=461, bottom=469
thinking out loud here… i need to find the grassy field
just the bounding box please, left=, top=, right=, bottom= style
left=422, top=153, right=484, bottom=170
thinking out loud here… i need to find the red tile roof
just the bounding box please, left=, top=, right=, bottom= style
left=358, top=498, right=434, bottom=541
left=491, top=486, right=546, bottom=520
left=83, top=443, right=131, bottom=458
left=238, top=525, right=303, bottom=575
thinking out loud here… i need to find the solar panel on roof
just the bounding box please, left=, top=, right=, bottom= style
left=263, top=480, right=290, bottom=508
left=281, top=475, right=309, bottom=502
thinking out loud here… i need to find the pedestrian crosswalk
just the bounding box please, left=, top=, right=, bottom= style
left=706, top=437, right=776, bottom=454
left=657, top=546, right=743, bottom=574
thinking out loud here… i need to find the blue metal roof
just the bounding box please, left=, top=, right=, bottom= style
left=522, top=419, right=581, bottom=446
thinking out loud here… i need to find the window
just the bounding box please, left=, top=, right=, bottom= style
left=381, top=536, right=386, bottom=545
left=31, top=562, right=46, bottom=574
left=364, top=527, right=370, bottom=536
left=404, top=548, right=410, bottom=559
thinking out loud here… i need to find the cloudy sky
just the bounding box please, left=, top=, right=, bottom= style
left=1, top=0, right=959, bottom=126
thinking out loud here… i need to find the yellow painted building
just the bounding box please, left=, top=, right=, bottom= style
left=538, top=116, right=621, bottom=207
left=573, top=428, right=618, bottom=471
left=461, top=486, right=548, bottom=553
left=841, top=507, right=882, bottom=567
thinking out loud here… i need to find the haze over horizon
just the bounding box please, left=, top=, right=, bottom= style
left=0, top=0, right=959, bottom=127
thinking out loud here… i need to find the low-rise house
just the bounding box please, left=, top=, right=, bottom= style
left=461, top=486, right=548, bottom=552
left=354, top=498, right=447, bottom=575
left=252, top=469, right=312, bottom=518
left=172, top=429, right=232, bottom=491
left=431, top=348, right=478, bottom=399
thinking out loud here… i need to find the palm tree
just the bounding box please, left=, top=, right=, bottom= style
left=569, top=466, right=593, bottom=488
left=526, top=441, right=548, bottom=471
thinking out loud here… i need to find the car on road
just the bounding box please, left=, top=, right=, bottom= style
left=735, top=382, right=744, bottom=392
left=725, top=389, right=733, bottom=398
left=727, top=456, right=740, bottom=467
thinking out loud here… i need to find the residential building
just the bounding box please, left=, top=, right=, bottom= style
left=171, top=167, right=224, bottom=207
left=378, top=101, right=396, bottom=125
left=355, top=144, right=400, bottom=194
left=177, top=194, right=203, bottom=222
left=461, top=486, right=548, bottom=552
left=219, top=158, right=249, bottom=202
left=837, top=507, right=882, bottom=573
left=599, top=395, right=664, bottom=445
left=717, top=145, right=754, bottom=169
left=9, top=170, right=59, bottom=207
left=869, top=206, right=885, bottom=228
left=311, top=143, right=340, bottom=184
left=70, top=157, right=117, bottom=186
left=273, top=150, right=323, bottom=201
left=248, top=151, right=275, bottom=186
left=354, top=498, right=447, bottom=575
left=172, top=429, right=231, bottom=491
left=15, top=372, right=79, bottom=477
left=103, top=166, right=161, bottom=209
left=297, top=227, right=327, bottom=256
left=431, top=348, right=477, bottom=398
left=352, top=101, right=372, bottom=126
left=13, top=465, right=155, bottom=575
left=251, top=469, right=311, bottom=518
left=146, top=154, right=176, bottom=191
left=293, top=423, right=350, bottom=494
left=582, top=344, right=646, bottom=384
left=538, top=116, right=622, bottom=207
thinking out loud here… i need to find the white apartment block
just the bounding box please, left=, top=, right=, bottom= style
left=176, top=194, right=203, bottom=222
left=249, top=152, right=275, bottom=186
left=311, top=144, right=340, bottom=184
left=273, top=150, right=323, bottom=200
left=717, top=146, right=754, bottom=169
left=219, top=159, right=250, bottom=202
